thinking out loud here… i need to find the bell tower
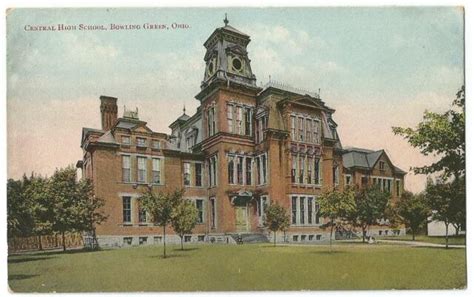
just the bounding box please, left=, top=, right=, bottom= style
left=201, top=15, right=257, bottom=90
left=100, top=95, right=118, bottom=131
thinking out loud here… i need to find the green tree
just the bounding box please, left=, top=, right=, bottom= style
left=264, top=202, right=290, bottom=247
left=351, top=186, right=391, bottom=243
left=140, top=188, right=183, bottom=258
left=7, top=177, right=34, bottom=239
left=75, top=178, right=108, bottom=250
left=426, top=178, right=465, bottom=249
left=171, top=200, right=198, bottom=250
left=24, top=174, right=54, bottom=250
left=395, top=191, right=430, bottom=241
left=319, top=187, right=356, bottom=249
left=392, top=86, right=465, bottom=180
left=48, top=166, right=83, bottom=251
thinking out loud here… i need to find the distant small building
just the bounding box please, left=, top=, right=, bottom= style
left=342, top=147, right=407, bottom=237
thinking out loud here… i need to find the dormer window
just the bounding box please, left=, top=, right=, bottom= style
left=137, top=137, right=147, bottom=147
left=152, top=140, right=161, bottom=149
left=232, top=57, right=242, bottom=72
left=379, top=161, right=385, bottom=171
left=121, top=136, right=131, bottom=145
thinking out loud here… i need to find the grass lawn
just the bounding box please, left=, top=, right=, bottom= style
left=381, top=235, right=466, bottom=245
left=8, top=243, right=466, bottom=292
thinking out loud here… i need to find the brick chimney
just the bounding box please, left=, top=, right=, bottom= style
left=100, top=95, right=118, bottom=131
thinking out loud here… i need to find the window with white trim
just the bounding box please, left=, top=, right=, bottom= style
left=136, top=137, right=147, bottom=147
left=291, top=155, right=321, bottom=185
left=122, top=136, right=131, bottom=145
left=207, top=106, right=216, bottom=137
left=152, top=140, right=161, bottom=149
left=183, top=162, right=191, bottom=186
left=138, top=203, right=147, bottom=224
left=195, top=163, right=203, bottom=187
left=122, top=155, right=131, bottom=182
left=208, top=155, right=218, bottom=187
left=290, top=116, right=296, bottom=141
left=290, top=195, right=321, bottom=226
left=333, top=165, right=339, bottom=186
left=122, top=196, right=131, bottom=223
left=210, top=197, right=216, bottom=229
left=257, top=195, right=269, bottom=226
left=152, top=158, right=161, bottom=184
left=137, top=157, right=147, bottom=183
left=195, top=199, right=204, bottom=223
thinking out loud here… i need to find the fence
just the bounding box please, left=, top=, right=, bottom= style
left=8, top=233, right=84, bottom=253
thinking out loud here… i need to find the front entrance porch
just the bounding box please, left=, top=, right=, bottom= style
left=229, top=190, right=254, bottom=233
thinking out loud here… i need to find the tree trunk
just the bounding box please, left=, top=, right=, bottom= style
left=163, top=225, right=167, bottom=258
left=62, top=231, right=66, bottom=251
left=181, top=236, right=184, bottom=250
left=38, top=235, right=43, bottom=251
left=92, top=227, right=99, bottom=250
left=455, top=226, right=460, bottom=236
left=362, top=228, right=366, bottom=243
left=274, top=231, right=276, bottom=247
left=55, top=234, right=58, bottom=247
left=445, top=222, right=449, bottom=249
left=329, top=221, right=334, bottom=251
left=412, top=229, right=416, bottom=241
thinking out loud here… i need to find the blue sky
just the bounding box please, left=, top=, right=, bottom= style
left=7, top=7, right=464, bottom=192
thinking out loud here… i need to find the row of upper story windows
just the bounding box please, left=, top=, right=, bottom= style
left=207, top=103, right=323, bottom=145
left=290, top=114, right=321, bottom=144
left=121, top=136, right=162, bottom=149
left=227, top=153, right=268, bottom=186
left=344, top=174, right=402, bottom=197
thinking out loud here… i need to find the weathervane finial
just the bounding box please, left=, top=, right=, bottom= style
left=183, top=104, right=186, bottom=114
left=224, top=13, right=229, bottom=26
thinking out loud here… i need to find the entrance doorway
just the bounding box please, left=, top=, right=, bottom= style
left=235, top=206, right=249, bottom=232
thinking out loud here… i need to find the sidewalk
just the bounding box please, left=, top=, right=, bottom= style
left=377, top=239, right=466, bottom=248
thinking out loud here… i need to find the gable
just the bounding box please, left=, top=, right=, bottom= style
left=132, top=124, right=153, bottom=133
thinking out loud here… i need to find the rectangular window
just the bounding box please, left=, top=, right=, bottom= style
left=195, top=163, right=202, bottom=187
left=154, top=236, right=162, bottom=244
left=183, top=162, right=191, bottom=186
left=314, top=158, right=320, bottom=185
left=291, top=155, right=297, bottom=183
left=210, top=198, right=216, bottom=229
left=306, top=119, right=312, bottom=142
left=387, top=179, right=392, bottom=193
left=312, top=120, right=320, bottom=144
left=345, top=175, right=352, bottom=186
left=315, top=201, right=320, bottom=224
left=299, top=155, right=304, bottom=184
left=382, top=179, right=387, bottom=191
left=122, top=155, right=131, bottom=182
left=237, top=156, right=243, bottom=185
left=262, top=154, right=267, bottom=184
left=121, top=136, right=131, bottom=145
left=256, top=157, right=261, bottom=185
left=379, top=161, right=385, bottom=171
left=152, top=158, right=161, bottom=184
left=244, top=108, right=251, bottom=136
left=137, top=157, right=147, bottom=183
left=255, top=119, right=260, bottom=142
left=228, top=157, right=234, bottom=184
left=298, top=117, right=304, bottom=141
left=396, top=180, right=401, bottom=197
left=139, top=237, right=147, bottom=245
left=291, top=196, right=297, bottom=225
left=227, top=104, right=234, bottom=133
left=136, top=137, right=146, bottom=147
left=152, top=140, right=161, bottom=149
left=208, top=107, right=216, bottom=137
left=308, top=197, right=313, bottom=224
left=209, top=156, right=218, bottom=187
left=123, top=237, right=133, bottom=246
left=236, top=106, right=242, bottom=135
left=123, top=196, right=131, bottom=223
left=196, top=199, right=204, bottom=223
left=291, top=116, right=296, bottom=141
left=245, top=157, right=252, bottom=185
left=307, top=156, right=312, bottom=184
left=300, top=196, right=306, bottom=225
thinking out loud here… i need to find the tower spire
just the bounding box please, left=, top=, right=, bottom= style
left=223, top=13, right=229, bottom=26
left=183, top=104, right=186, bottom=115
